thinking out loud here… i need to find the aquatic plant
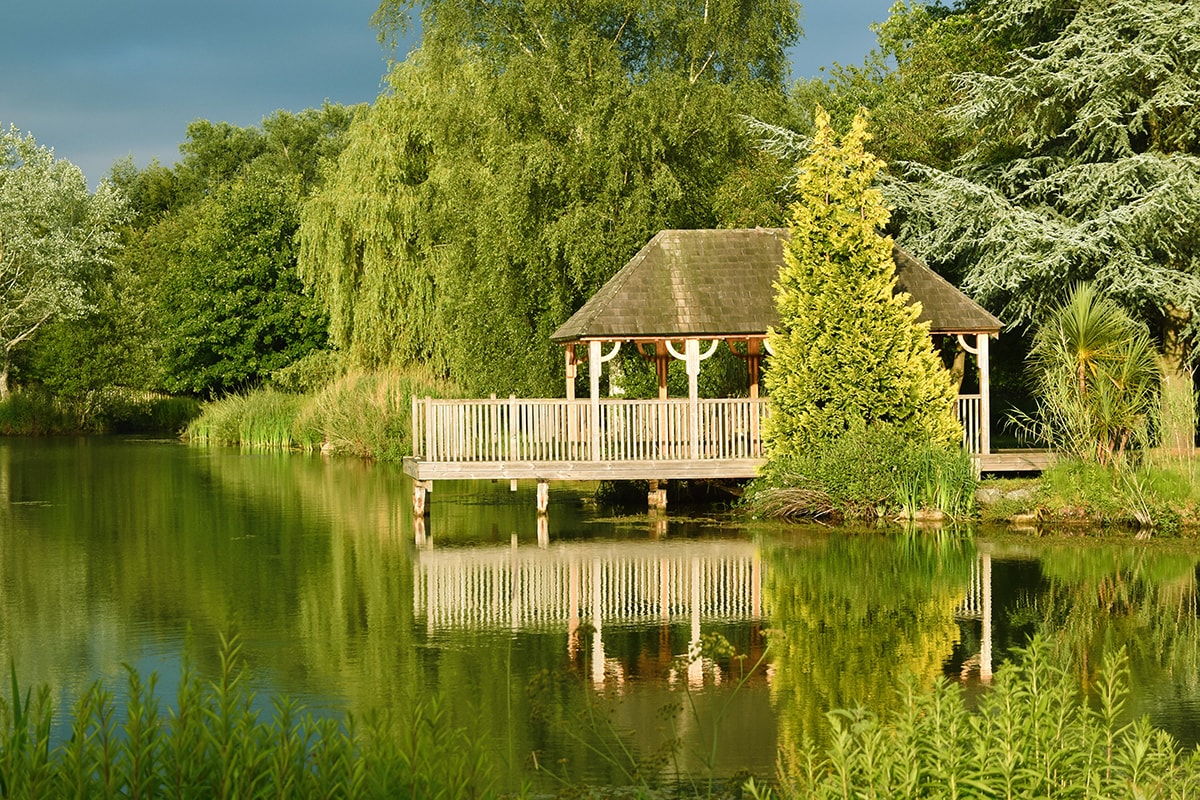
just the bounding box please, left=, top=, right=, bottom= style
left=0, top=634, right=499, bottom=800
left=753, top=635, right=1200, bottom=799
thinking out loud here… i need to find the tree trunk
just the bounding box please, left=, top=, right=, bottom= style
left=0, top=355, right=8, bottom=400
left=1159, top=304, right=1195, bottom=456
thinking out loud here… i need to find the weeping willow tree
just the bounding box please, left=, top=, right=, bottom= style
left=298, top=0, right=801, bottom=396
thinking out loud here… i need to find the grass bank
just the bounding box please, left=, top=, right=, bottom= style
left=0, top=388, right=200, bottom=436
left=979, top=455, right=1200, bottom=535
left=185, top=369, right=456, bottom=461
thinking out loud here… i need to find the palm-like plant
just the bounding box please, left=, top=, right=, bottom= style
left=1018, top=284, right=1161, bottom=466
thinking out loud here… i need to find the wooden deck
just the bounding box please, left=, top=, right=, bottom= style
left=402, top=395, right=1044, bottom=511
left=978, top=449, right=1056, bottom=473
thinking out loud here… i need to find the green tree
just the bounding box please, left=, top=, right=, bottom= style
left=885, top=0, right=1200, bottom=435
left=300, top=0, right=800, bottom=397
left=764, top=107, right=959, bottom=459
left=149, top=171, right=329, bottom=396
left=99, top=106, right=357, bottom=397
left=0, top=125, right=128, bottom=397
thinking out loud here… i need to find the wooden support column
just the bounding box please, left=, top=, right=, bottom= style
left=587, top=340, right=621, bottom=461
left=536, top=481, right=549, bottom=514
left=648, top=479, right=667, bottom=511
left=413, top=480, right=431, bottom=516
left=977, top=333, right=992, bottom=457
left=664, top=339, right=719, bottom=459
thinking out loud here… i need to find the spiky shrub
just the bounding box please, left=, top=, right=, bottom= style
left=764, top=106, right=959, bottom=465
left=1018, top=284, right=1161, bottom=467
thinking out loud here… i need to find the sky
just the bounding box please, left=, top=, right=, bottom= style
left=1, top=0, right=897, bottom=187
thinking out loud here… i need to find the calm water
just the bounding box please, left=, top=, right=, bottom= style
left=2, top=437, right=1200, bottom=790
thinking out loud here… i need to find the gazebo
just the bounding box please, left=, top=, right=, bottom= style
left=405, top=227, right=1008, bottom=515
left=550, top=227, right=1003, bottom=456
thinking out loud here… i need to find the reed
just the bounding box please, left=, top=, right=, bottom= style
left=0, top=634, right=499, bottom=800
left=185, top=390, right=305, bottom=448
left=185, top=369, right=457, bottom=460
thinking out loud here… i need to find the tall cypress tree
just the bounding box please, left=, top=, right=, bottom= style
left=764, top=107, right=959, bottom=459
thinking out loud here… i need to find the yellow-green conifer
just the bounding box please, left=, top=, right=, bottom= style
left=764, top=107, right=959, bottom=459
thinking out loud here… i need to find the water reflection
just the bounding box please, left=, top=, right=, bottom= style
left=3, top=438, right=1200, bottom=791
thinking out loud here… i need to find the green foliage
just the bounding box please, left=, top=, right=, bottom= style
left=748, top=423, right=976, bottom=518
left=149, top=171, right=329, bottom=397
left=0, top=388, right=199, bottom=435
left=299, top=0, right=800, bottom=396
left=887, top=0, right=1200, bottom=361
left=763, top=107, right=959, bottom=462
left=0, top=633, right=499, bottom=800
left=186, top=369, right=456, bottom=461
left=1033, top=458, right=1200, bottom=532
left=766, top=636, right=1200, bottom=799
left=0, top=125, right=129, bottom=397
left=99, top=106, right=358, bottom=399
left=269, top=349, right=343, bottom=394
left=1016, top=284, right=1161, bottom=467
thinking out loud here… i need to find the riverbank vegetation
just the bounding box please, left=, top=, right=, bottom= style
left=185, top=368, right=455, bottom=460
left=0, top=0, right=1198, bottom=528
left=5, top=630, right=1198, bottom=798
left=0, top=635, right=498, bottom=800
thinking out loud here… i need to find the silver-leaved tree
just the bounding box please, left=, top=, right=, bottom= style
left=0, top=126, right=127, bottom=397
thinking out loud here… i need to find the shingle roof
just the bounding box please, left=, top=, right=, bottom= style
left=550, top=228, right=1002, bottom=342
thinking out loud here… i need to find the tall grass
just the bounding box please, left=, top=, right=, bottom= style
left=185, top=369, right=457, bottom=460
left=0, top=388, right=200, bottom=436
left=185, top=390, right=303, bottom=449
left=756, top=635, right=1200, bottom=799
left=745, top=425, right=977, bottom=520
left=0, top=634, right=499, bottom=800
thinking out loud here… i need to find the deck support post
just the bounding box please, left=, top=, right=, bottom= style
left=413, top=480, right=431, bottom=516
left=536, top=481, right=550, bottom=514
left=980, top=551, right=993, bottom=684
left=648, top=479, right=668, bottom=511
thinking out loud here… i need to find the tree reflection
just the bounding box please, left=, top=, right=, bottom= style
left=764, top=531, right=974, bottom=757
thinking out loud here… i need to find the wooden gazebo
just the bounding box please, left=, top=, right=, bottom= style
left=550, top=228, right=1003, bottom=456
left=405, top=228, right=1008, bottom=515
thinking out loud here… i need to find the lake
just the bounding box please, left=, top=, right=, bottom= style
left=2, top=436, right=1198, bottom=791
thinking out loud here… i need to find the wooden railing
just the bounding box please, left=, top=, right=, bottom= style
left=412, top=396, right=769, bottom=462
left=956, top=394, right=982, bottom=455
left=412, top=394, right=983, bottom=462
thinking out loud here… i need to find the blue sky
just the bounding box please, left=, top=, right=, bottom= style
left=1, top=1, right=896, bottom=186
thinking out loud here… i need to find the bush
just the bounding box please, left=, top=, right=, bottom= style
left=746, top=424, right=976, bottom=519
left=0, top=635, right=498, bottom=800
left=762, top=636, right=1200, bottom=799
left=0, top=388, right=200, bottom=435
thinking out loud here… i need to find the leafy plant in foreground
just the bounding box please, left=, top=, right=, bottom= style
left=0, top=634, right=499, bottom=799
left=757, top=635, right=1200, bottom=799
